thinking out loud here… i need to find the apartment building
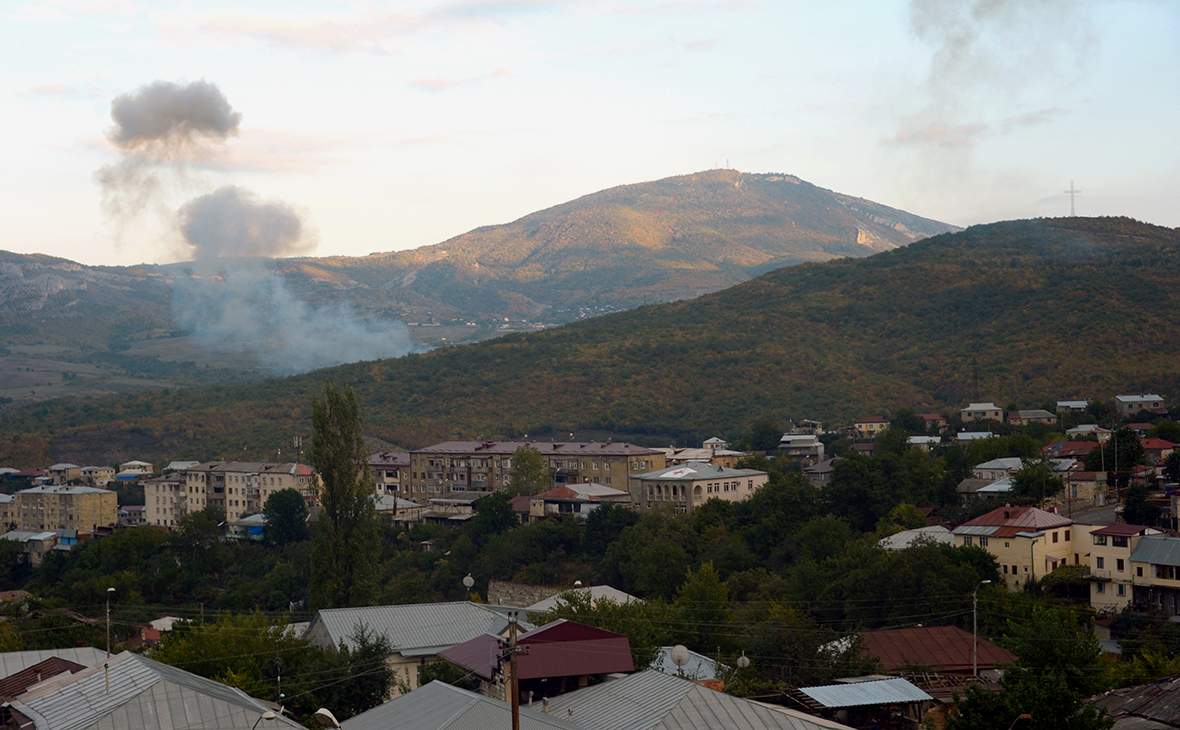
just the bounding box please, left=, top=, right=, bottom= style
left=368, top=451, right=410, bottom=496
left=0, top=493, right=13, bottom=529
left=13, top=485, right=117, bottom=532
left=631, top=462, right=769, bottom=513
left=1116, top=394, right=1166, bottom=418
left=1089, top=524, right=1161, bottom=613
left=1130, top=535, right=1180, bottom=616
left=405, top=441, right=665, bottom=504
left=148, top=461, right=318, bottom=527
left=952, top=506, right=1097, bottom=590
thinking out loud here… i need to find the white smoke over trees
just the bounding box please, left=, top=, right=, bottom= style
left=97, top=79, right=418, bottom=375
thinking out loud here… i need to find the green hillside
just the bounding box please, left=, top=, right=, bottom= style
left=4, top=217, right=1178, bottom=465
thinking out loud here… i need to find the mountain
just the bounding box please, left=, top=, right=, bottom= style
left=0, top=169, right=955, bottom=402
left=5, top=216, right=1178, bottom=466
left=284, top=169, right=958, bottom=318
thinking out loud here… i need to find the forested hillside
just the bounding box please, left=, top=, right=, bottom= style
left=3, top=217, right=1178, bottom=465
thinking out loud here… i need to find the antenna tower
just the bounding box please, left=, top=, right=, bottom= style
left=1064, top=180, right=1081, bottom=217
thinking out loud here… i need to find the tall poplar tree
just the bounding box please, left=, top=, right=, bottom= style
left=309, top=380, right=380, bottom=609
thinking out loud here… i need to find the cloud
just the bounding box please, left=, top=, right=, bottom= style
left=2, top=4, right=77, bottom=23
left=1000, top=107, right=1065, bottom=132
left=409, top=68, right=511, bottom=91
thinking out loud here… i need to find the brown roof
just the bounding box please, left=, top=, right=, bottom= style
left=368, top=451, right=411, bottom=467
left=961, top=505, right=1072, bottom=531
left=861, top=625, right=1017, bottom=674
left=0, top=657, right=87, bottom=698
left=1092, top=524, right=1154, bottom=537
left=439, top=620, right=634, bottom=682
left=413, top=441, right=662, bottom=457
left=509, top=495, right=531, bottom=514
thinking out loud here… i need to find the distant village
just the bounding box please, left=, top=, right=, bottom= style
left=1, top=391, right=1179, bottom=729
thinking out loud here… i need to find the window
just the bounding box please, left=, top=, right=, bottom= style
left=1012, top=565, right=1018, bottom=574
left=1065, top=530, right=1071, bottom=541
left=1052, top=531, right=1059, bottom=544
left=1094, top=535, right=1107, bottom=546
left=963, top=536, right=973, bottom=546
left=980, top=537, right=989, bottom=547
left=1003, top=565, right=1008, bottom=574
left=1117, top=559, right=1125, bottom=572
left=1112, top=536, right=1128, bottom=548
left=1005, top=542, right=1010, bottom=548
left=1138, top=567, right=1144, bottom=577
left=1118, top=584, right=1127, bottom=596
left=1097, top=557, right=1105, bottom=569
left=1097, top=582, right=1105, bottom=594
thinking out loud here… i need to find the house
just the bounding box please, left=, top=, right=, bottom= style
left=777, top=433, right=825, bottom=462
left=226, top=512, right=267, bottom=541
left=118, top=504, right=146, bottom=526
left=305, top=601, right=534, bottom=695
left=854, top=416, right=890, bottom=439
left=1057, top=400, right=1090, bottom=414
left=46, top=463, right=81, bottom=485
left=1043, top=440, right=1102, bottom=459
left=80, top=465, right=115, bottom=486
left=1129, top=536, right=1180, bottom=616
left=907, top=436, right=941, bottom=452
left=972, top=457, right=1024, bottom=481
left=1142, top=438, right=1176, bottom=464
left=1116, top=394, right=1166, bottom=417
left=1007, top=409, right=1056, bottom=426
left=794, top=420, right=824, bottom=435
left=961, top=403, right=1003, bottom=422
left=0, top=647, right=106, bottom=681
left=952, top=506, right=1094, bottom=590
left=438, top=619, right=635, bottom=701
left=407, top=441, right=665, bottom=503
left=12, top=485, right=116, bottom=532
left=1062, top=471, right=1108, bottom=507
left=804, top=458, right=839, bottom=486
left=368, top=451, right=411, bottom=497
left=1066, top=424, right=1112, bottom=443
left=658, top=445, right=748, bottom=468
left=374, top=494, right=425, bottom=523
left=117, top=459, right=154, bottom=474
left=849, top=443, right=874, bottom=457
left=527, top=484, right=631, bottom=522
left=0, top=651, right=308, bottom=730
left=858, top=625, right=1017, bottom=676
left=630, top=462, right=769, bottom=513
left=879, top=526, right=953, bottom=550
left=0, top=531, right=58, bottom=566
left=1088, top=524, right=1162, bottom=613
left=544, top=670, right=853, bottom=730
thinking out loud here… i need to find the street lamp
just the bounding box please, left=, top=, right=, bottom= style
left=973, top=580, right=992, bottom=677
left=251, top=711, right=276, bottom=730
left=315, top=708, right=341, bottom=728
left=105, top=587, right=116, bottom=658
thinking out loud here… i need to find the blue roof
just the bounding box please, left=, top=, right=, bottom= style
left=1131, top=536, right=1180, bottom=567
left=799, top=678, right=932, bottom=708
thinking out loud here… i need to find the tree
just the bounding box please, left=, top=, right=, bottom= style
left=506, top=445, right=549, bottom=496
left=891, top=407, right=928, bottom=435
left=1123, top=483, right=1161, bottom=527
left=262, top=488, right=309, bottom=546
left=469, top=492, right=519, bottom=543
left=309, top=380, right=382, bottom=609
left=1012, top=458, right=1064, bottom=502
left=1083, top=428, right=1146, bottom=492
left=1149, top=420, right=1180, bottom=443
left=947, top=666, right=1112, bottom=730
left=746, top=418, right=782, bottom=452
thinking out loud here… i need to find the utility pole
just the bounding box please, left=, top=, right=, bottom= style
left=973, top=580, right=992, bottom=676
left=508, top=612, right=521, bottom=730
left=105, top=587, right=115, bottom=658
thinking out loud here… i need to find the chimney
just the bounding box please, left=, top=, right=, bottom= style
left=543, top=698, right=549, bottom=713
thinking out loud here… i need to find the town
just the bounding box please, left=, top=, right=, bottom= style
left=1, top=388, right=1178, bottom=729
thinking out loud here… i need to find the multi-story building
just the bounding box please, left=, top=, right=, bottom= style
left=368, top=452, right=410, bottom=496
left=0, top=493, right=14, bottom=530
left=1089, top=524, right=1161, bottom=613
left=149, top=461, right=317, bottom=527
left=13, top=485, right=117, bottom=532
left=952, top=506, right=1096, bottom=590
left=405, top=441, right=665, bottom=504
left=81, top=466, right=115, bottom=486
left=1116, top=394, right=1166, bottom=418
left=47, top=463, right=82, bottom=485
left=1007, top=409, right=1057, bottom=426
left=853, top=416, right=889, bottom=439
left=631, top=462, right=769, bottom=513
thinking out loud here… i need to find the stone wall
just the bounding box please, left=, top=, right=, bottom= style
left=486, top=579, right=559, bottom=608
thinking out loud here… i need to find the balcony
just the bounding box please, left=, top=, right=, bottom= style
left=1089, top=569, right=1111, bottom=582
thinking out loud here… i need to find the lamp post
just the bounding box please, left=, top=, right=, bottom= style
left=251, top=711, right=276, bottom=730
left=1030, top=538, right=1039, bottom=582
left=105, top=587, right=115, bottom=658
left=973, top=580, right=992, bottom=677
left=314, top=708, right=341, bottom=729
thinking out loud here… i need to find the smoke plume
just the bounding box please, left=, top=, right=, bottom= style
left=171, top=264, right=419, bottom=376
left=178, top=186, right=316, bottom=259
left=108, top=79, right=242, bottom=158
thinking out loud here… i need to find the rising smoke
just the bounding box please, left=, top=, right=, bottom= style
left=98, top=79, right=418, bottom=374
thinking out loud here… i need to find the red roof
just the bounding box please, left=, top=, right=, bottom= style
left=509, top=495, right=531, bottom=514
left=438, top=620, right=634, bottom=682
left=920, top=413, right=945, bottom=421
left=1142, top=439, right=1176, bottom=450
left=861, top=625, right=1017, bottom=673
left=1091, top=524, right=1154, bottom=537
left=857, top=416, right=889, bottom=424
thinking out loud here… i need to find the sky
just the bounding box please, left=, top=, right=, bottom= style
left=2, top=0, right=1178, bottom=267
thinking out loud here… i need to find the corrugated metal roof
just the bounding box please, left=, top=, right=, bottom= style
left=1131, top=536, right=1180, bottom=567
left=651, top=647, right=725, bottom=681
left=544, top=670, right=852, bottom=730
left=8, top=652, right=307, bottom=730
left=633, top=463, right=765, bottom=481
left=307, top=602, right=534, bottom=655
left=341, top=680, right=573, bottom=730
left=0, top=647, right=105, bottom=680
left=525, top=586, right=640, bottom=613
left=798, top=678, right=932, bottom=708
left=953, top=525, right=998, bottom=536
left=859, top=625, right=1017, bottom=673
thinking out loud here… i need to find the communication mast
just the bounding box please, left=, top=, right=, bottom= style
left=1064, top=180, right=1081, bottom=217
